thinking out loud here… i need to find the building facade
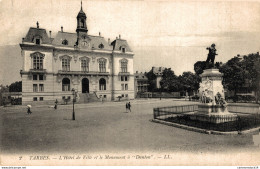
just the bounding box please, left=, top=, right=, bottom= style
left=134, top=71, right=149, bottom=97
left=20, top=4, right=134, bottom=105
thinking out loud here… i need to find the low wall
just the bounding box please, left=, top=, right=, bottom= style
left=227, top=103, right=260, bottom=114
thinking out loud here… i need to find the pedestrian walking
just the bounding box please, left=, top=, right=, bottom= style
left=27, top=105, right=32, bottom=114
left=128, top=102, right=131, bottom=112
left=54, top=99, right=58, bottom=109
left=126, top=102, right=129, bottom=113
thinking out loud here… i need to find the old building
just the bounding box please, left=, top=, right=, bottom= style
left=20, top=3, right=134, bottom=105
left=134, top=71, right=149, bottom=97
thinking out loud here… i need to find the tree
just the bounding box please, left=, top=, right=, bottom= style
left=178, top=71, right=200, bottom=96
left=0, top=84, right=9, bottom=106
left=194, top=61, right=206, bottom=75
left=254, top=56, right=260, bottom=103
left=9, top=81, right=22, bottom=92
left=145, top=70, right=157, bottom=92
left=160, top=68, right=179, bottom=92
left=241, top=53, right=260, bottom=103
left=219, top=56, right=246, bottom=101
left=194, top=61, right=222, bottom=75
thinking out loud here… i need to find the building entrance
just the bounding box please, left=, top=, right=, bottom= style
left=82, top=78, right=89, bottom=93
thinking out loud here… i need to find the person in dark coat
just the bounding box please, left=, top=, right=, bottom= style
left=126, top=102, right=129, bottom=113
left=54, top=99, right=58, bottom=109
left=128, top=102, right=131, bottom=112
left=27, top=105, right=32, bottom=114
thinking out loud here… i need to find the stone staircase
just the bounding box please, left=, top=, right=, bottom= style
left=78, top=92, right=99, bottom=103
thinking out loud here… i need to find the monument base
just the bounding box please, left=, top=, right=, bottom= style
left=198, top=103, right=229, bottom=114
left=193, top=103, right=237, bottom=123
left=191, top=112, right=237, bottom=124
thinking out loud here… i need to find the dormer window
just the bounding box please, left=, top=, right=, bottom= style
left=36, top=38, right=40, bottom=45
left=62, top=39, right=68, bottom=45
left=120, top=46, right=126, bottom=53
left=98, top=43, right=104, bottom=49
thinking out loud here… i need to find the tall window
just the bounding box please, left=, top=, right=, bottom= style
left=33, top=84, right=38, bottom=92
left=81, top=59, right=89, bottom=72
left=120, top=59, right=128, bottom=72
left=32, top=52, right=44, bottom=69
left=120, top=76, right=128, bottom=81
left=33, top=75, right=38, bottom=80
left=62, top=58, right=70, bottom=71
left=39, top=84, right=44, bottom=92
left=80, top=19, right=85, bottom=28
left=99, top=78, right=106, bottom=90
left=98, top=58, right=106, bottom=73
left=62, top=78, right=70, bottom=91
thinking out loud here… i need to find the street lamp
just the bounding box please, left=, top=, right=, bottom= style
left=72, top=88, right=76, bottom=120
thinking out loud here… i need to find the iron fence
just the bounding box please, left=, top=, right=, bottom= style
left=153, top=104, right=260, bottom=132
left=153, top=104, right=198, bottom=119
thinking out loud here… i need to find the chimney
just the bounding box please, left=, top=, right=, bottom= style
left=108, top=38, right=110, bottom=44
left=119, top=34, right=121, bottom=39
left=36, top=21, right=39, bottom=28
left=61, top=26, right=63, bottom=32
left=99, top=32, right=101, bottom=36
left=49, top=31, right=52, bottom=38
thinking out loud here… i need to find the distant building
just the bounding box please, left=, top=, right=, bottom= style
left=19, top=3, right=134, bottom=105
left=134, top=71, right=149, bottom=97
left=1, top=92, right=22, bottom=105
left=151, top=66, right=166, bottom=88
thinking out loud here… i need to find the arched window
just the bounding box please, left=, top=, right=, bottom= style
left=62, top=39, right=68, bottom=45
left=62, top=78, right=70, bottom=91
left=98, top=58, right=106, bottom=73
left=99, top=78, right=106, bottom=90
left=31, top=52, right=45, bottom=69
left=120, top=59, right=128, bottom=72
left=98, top=43, right=104, bottom=49
left=81, top=19, right=85, bottom=28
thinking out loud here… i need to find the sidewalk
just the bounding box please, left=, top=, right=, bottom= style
left=0, top=98, right=178, bottom=111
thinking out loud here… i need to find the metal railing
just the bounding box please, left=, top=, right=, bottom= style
left=153, top=104, right=260, bottom=132
left=153, top=104, right=198, bottom=119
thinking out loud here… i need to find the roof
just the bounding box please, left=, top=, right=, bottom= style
left=52, top=31, right=113, bottom=50
left=111, top=39, right=132, bottom=52
left=152, top=67, right=166, bottom=76
left=23, top=27, right=51, bottom=44
left=77, top=9, right=86, bottom=18
left=134, top=72, right=148, bottom=80
left=77, top=2, right=86, bottom=18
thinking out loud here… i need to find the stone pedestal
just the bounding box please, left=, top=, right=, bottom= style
left=194, top=68, right=237, bottom=123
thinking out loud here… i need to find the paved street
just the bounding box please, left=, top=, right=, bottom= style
left=0, top=99, right=259, bottom=154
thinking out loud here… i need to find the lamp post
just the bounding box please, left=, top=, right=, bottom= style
left=72, top=88, right=75, bottom=120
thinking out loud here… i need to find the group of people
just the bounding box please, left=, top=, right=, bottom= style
left=125, top=102, right=131, bottom=113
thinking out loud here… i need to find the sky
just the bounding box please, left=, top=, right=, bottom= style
left=1, top=0, right=260, bottom=85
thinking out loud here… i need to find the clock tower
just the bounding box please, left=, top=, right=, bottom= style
left=76, top=1, right=89, bottom=49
